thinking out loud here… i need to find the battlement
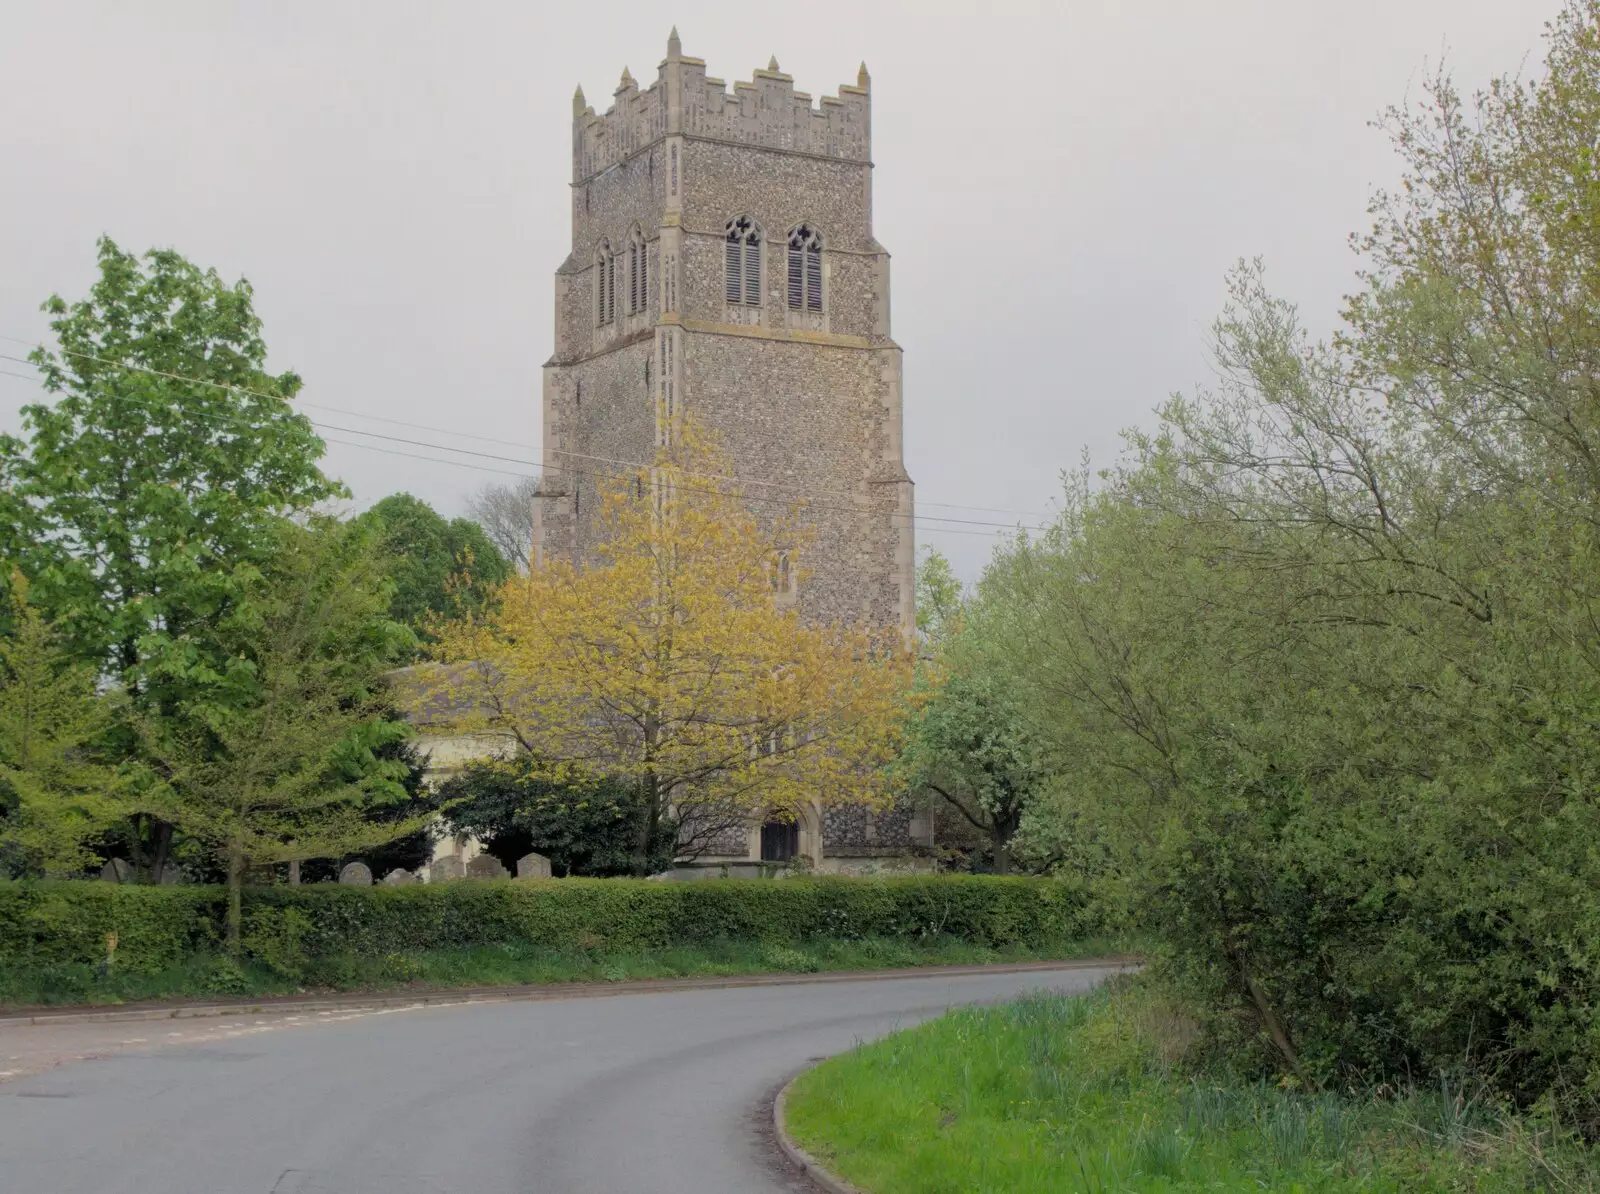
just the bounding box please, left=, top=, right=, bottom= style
left=572, top=30, right=870, bottom=183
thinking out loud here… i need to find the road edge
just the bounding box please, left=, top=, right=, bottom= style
left=774, top=1067, right=867, bottom=1194
left=0, top=957, right=1136, bottom=1028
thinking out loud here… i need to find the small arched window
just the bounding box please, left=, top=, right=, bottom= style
left=786, top=225, right=823, bottom=312
left=725, top=216, right=762, bottom=306
left=595, top=240, right=616, bottom=326
left=628, top=227, right=648, bottom=316
left=772, top=549, right=795, bottom=598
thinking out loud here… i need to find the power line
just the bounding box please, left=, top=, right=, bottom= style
left=2, top=364, right=1042, bottom=538
left=319, top=433, right=1032, bottom=538
left=1, top=334, right=1055, bottom=522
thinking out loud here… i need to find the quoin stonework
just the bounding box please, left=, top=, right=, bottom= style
left=534, top=29, right=916, bottom=638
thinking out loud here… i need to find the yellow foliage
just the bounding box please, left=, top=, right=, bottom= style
left=426, top=415, right=915, bottom=844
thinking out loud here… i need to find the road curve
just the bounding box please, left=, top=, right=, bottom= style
left=0, top=964, right=1117, bottom=1194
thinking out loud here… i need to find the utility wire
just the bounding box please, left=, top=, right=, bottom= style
left=318, top=433, right=1032, bottom=539
left=1, top=334, right=1054, bottom=521
left=0, top=340, right=1057, bottom=535
left=2, top=370, right=1035, bottom=538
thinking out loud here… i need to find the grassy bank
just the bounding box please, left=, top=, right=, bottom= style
left=784, top=978, right=1598, bottom=1193
left=0, top=934, right=1127, bottom=1011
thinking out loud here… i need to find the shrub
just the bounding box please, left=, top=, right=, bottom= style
left=0, top=875, right=1121, bottom=975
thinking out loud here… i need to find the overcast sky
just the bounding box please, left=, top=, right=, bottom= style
left=0, top=1, right=1551, bottom=579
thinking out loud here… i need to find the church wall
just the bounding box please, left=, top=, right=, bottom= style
left=679, top=330, right=904, bottom=628
left=547, top=337, right=656, bottom=560
left=555, top=263, right=591, bottom=363
left=681, top=139, right=870, bottom=252
left=677, top=140, right=879, bottom=338
left=571, top=143, right=665, bottom=266
left=820, top=250, right=882, bottom=341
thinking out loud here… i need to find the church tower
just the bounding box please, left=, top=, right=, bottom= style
left=536, top=31, right=915, bottom=636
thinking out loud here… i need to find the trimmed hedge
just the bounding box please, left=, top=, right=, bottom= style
left=0, top=876, right=1117, bottom=974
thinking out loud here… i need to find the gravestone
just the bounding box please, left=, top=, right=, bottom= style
left=99, top=858, right=133, bottom=883
left=338, top=861, right=373, bottom=886
left=516, top=852, right=552, bottom=880
left=380, top=868, right=415, bottom=887
left=430, top=855, right=464, bottom=883
left=465, top=854, right=509, bottom=880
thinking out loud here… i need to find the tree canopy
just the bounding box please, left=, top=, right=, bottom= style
left=0, top=239, right=426, bottom=890
left=140, top=519, right=420, bottom=946
left=466, top=476, right=541, bottom=573
left=355, top=493, right=510, bottom=651
left=957, top=1, right=1600, bottom=1121
left=0, top=579, right=124, bottom=875
left=4, top=237, right=340, bottom=687
left=422, top=416, right=914, bottom=874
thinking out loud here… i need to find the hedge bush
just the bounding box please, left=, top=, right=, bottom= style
left=0, top=875, right=1117, bottom=974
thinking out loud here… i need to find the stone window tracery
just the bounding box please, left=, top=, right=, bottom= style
left=724, top=216, right=762, bottom=306
left=786, top=225, right=823, bottom=313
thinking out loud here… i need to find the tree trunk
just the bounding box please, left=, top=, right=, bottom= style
left=634, top=710, right=661, bottom=877
left=991, top=825, right=1011, bottom=876
left=288, top=859, right=301, bottom=886
left=150, top=820, right=173, bottom=883
left=1226, top=938, right=1311, bottom=1088
left=128, top=814, right=149, bottom=883
left=226, top=842, right=244, bottom=955
left=632, top=772, right=659, bottom=877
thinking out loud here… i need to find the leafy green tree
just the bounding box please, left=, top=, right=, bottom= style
left=898, top=627, right=1047, bottom=875
left=973, top=1, right=1600, bottom=1117
left=141, top=519, right=422, bottom=949
left=438, top=761, right=677, bottom=877
left=294, top=733, right=441, bottom=883
left=356, top=493, right=510, bottom=649
left=4, top=238, right=341, bottom=878
left=0, top=580, right=124, bottom=875
left=914, top=547, right=963, bottom=649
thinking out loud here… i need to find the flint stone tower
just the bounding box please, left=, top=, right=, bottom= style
left=536, top=30, right=915, bottom=636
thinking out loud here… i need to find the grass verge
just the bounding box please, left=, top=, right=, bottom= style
left=784, top=977, right=1598, bottom=1193
left=0, top=934, right=1129, bottom=1011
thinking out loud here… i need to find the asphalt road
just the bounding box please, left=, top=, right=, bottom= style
left=0, top=963, right=1117, bottom=1194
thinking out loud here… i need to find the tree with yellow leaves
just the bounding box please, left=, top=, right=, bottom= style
left=427, top=415, right=915, bottom=875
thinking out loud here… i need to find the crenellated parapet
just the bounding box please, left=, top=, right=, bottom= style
left=573, top=32, right=870, bottom=183
left=571, top=69, right=667, bottom=183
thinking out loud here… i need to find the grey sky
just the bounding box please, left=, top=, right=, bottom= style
left=0, top=1, right=1550, bottom=579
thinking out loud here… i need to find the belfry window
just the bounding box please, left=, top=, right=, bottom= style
left=628, top=227, right=648, bottom=316
left=786, top=225, right=822, bottom=312
left=724, top=216, right=762, bottom=306
left=596, top=240, right=617, bottom=326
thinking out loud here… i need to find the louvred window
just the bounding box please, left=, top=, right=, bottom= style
left=724, top=216, right=762, bottom=306
left=786, top=225, right=823, bottom=313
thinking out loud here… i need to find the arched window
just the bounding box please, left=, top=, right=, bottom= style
left=724, top=216, right=762, bottom=306
left=595, top=240, right=616, bottom=326
left=771, top=549, right=795, bottom=598
left=786, top=225, right=823, bottom=312
left=628, top=227, right=648, bottom=316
